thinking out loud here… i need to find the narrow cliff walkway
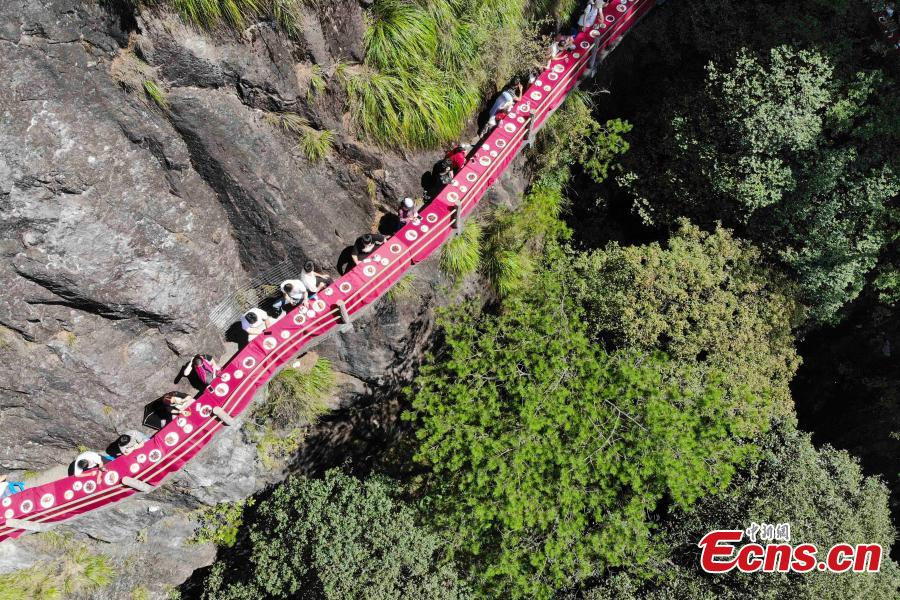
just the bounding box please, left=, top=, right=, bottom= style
left=0, top=0, right=657, bottom=542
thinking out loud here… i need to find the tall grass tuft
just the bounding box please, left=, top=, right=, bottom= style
left=298, top=128, right=334, bottom=161
left=0, top=533, right=114, bottom=600
left=270, top=0, right=303, bottom=38
left=258, top=358, right=334, bottom=425
left=440, top=220, right=482, bottom=278
left=348, top=0, right=537, bottom=147
left=307, top=64, right=326, bottom=99
left=264, top=111, right=333, bottom=161
left=143, top=80, right=168, bottom=110
left=385, top=273, right=420, bottom=302
left=482, top=181, right=568, bottom=298
left=172, top=0, right=262, bottom=29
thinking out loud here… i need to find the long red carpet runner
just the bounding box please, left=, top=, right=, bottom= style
left=0, top=0, right=656, bottom=542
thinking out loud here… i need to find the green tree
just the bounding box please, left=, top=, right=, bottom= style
left=621, top=46, right=899, bottom=325
left=574, top=424, right=900, bottom=600
left=201, top=470, right=466, bottom=600
left=566, top=222, right=802, bottom=433
left=405, top=261, right=754, bottom=599
left=530, top=91, right=632, bottom=189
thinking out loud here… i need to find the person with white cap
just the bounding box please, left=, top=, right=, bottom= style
left=241, top=308, right=275, bottom=341
left=398, top=197, right=420, bottom=228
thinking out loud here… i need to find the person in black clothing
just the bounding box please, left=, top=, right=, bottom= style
left=351, top=233, right=386, bottom=265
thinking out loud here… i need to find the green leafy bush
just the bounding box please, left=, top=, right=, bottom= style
left=575, top=424, right=900, bottom=599
left=201, top=470, right=468, bottom=599
left=405, top=265, right=754, bottom=598
left=620, top=46, right=899, bottom=325
left=190, top=498, right=255, bottom=548
left=566, top=221, right=802, bottom=432
left=531, top=91, right=632, bottom=187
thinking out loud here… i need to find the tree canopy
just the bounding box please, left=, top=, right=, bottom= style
left=405, top=260, right=755, bottom=599
left=201, top=470, right=466, bottom=600
left=574, top=424, right=900, bottom=599
left=620, top=45, right=899, bottom=324
left=566, top=222, right=802, bottom=433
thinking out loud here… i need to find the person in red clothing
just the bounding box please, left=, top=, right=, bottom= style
left=436, top=143, right=473, bottom=185
left=446, top=144, right=470, bottom=172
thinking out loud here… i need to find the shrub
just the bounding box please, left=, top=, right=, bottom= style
left=254, top=425, right=305, bottom=471
left=190, top=498, right=256, bottom=548
left=200, top=470, right=468, bottom=600
left=405, top=273, right=753, bottom=598
left=566, top=221, right=802, bottom=430
left=439, top=220, right=481, bottom=278
left=257, top=358, right=334, bottom=425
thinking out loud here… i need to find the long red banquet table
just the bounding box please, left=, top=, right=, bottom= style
left=0, top=0, right=656, bottom=542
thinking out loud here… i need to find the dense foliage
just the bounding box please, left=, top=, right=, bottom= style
left=567, top=222, right=802, bottom=429
left=405, top=257, right=756, bottom=598
left=620, top=45, right=899, bottom=324
left=202, top=470, right=466, bottom=600
left=575, top=425, right=900, bottom=599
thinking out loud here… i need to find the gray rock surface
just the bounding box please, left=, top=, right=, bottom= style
left=0, top=0, right=527, bottom=596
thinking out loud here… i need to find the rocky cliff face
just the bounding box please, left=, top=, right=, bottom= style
left=0, top=0, right=525, bottom=595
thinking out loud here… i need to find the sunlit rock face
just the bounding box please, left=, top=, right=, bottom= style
left=0, top=0, right=526, bottom=592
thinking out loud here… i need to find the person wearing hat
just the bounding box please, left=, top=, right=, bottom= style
left=398, top=197, right=421, bottom=229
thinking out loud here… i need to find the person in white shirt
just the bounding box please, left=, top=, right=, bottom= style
left=279, top=279, right=309, bottom=310
left=241, top=308, right=274, bottom=341
left=116, top=431, right=148, bottom=456
left=579, top=1, right=601, bottom=29
left=300, top=261, right=330, bottom=296
left=72, top=451, right=108, bottom=476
